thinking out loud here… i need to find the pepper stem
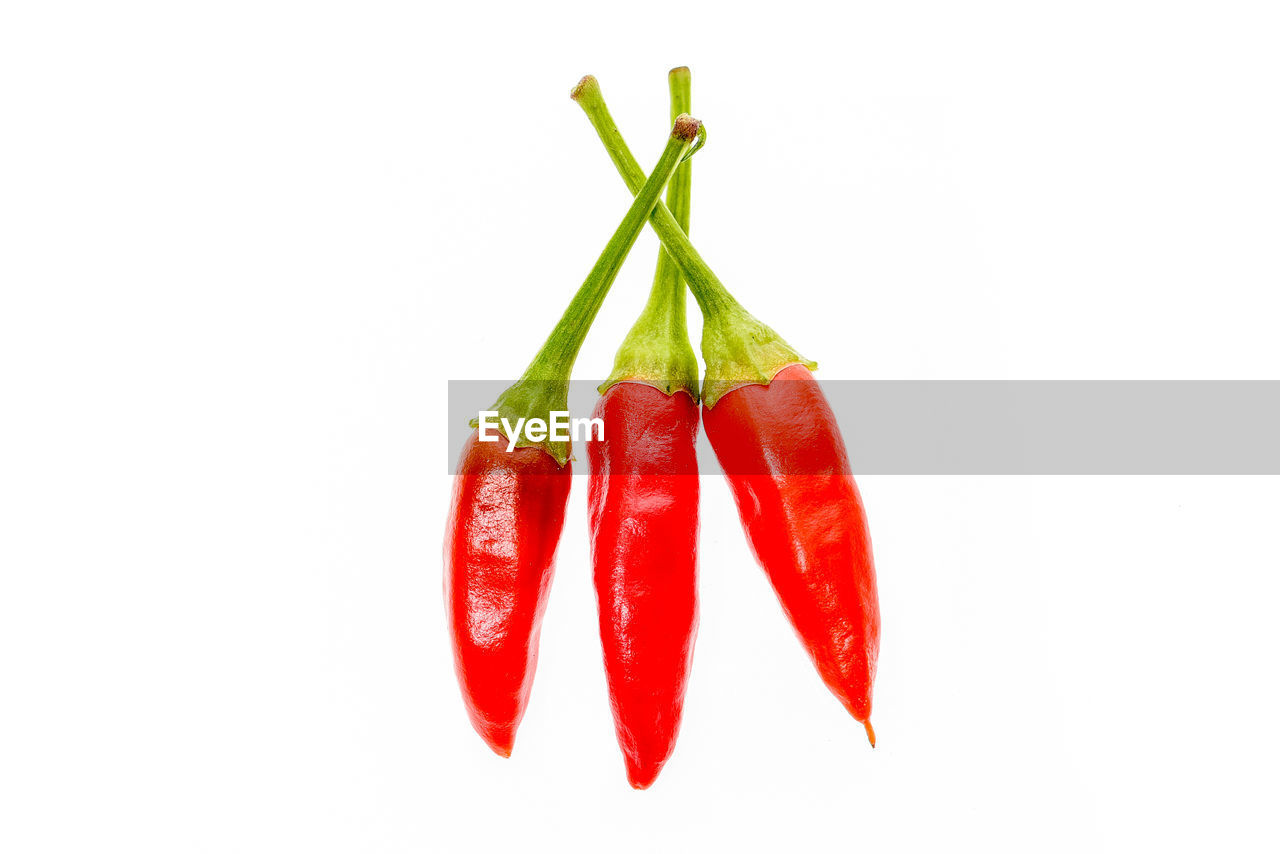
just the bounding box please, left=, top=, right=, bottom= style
left=470, top=116, right=702, bottom=465
left=571, top=75, right=815, bottom=408
left=571, top=75, right=734, bottom=319
left=598, top=66, right=700, bottom=400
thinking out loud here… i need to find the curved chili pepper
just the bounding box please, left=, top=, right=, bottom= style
left=702, top=363, right=879, bottom=737
left=445, top=116, right=703, bottom=757
left=587, top=68, right=701, bottom=789
left=573, top=77, right=881, bottom=743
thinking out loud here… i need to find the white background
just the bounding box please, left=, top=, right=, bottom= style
left=3, top=1, right=1279, bottom=851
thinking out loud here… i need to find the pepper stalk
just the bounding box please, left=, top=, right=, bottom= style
left=471, top=114, right=704, bottom=465
left=598, top=67, right=700, bottom=400
left=571, top=75, right=816, bottom=408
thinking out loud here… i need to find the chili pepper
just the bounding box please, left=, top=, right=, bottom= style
left=587, top=67, right=700, bottom=789
left=572, top=76, right=881, bottom=744
left=445, top=115, right=704, bottom=757
left=701, top=363, right=878, bottom=738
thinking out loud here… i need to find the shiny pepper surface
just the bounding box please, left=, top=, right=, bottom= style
left=445, top=433, right=571, bottom=756
left=588, top=382, right=700, bottom=788
left=703, top=364, right=880, bottom=734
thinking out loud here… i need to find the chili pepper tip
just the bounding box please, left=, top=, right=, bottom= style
left=863, top=719, right=877, bottom=748
left=479, top=724, right=516, bottom=758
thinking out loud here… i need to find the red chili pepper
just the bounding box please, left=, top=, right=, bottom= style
left=588, top=386, right=699, bottom=786
left=445, top=116, right=703, bottom=757
left=573, top=76, right=881, bottom=743
left=585, top=67, right=702, bottom=790
left=702, top=363, right=879, bottom=738
left=446, top=435, right=570, bottom=755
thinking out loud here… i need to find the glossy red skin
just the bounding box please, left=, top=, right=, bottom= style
left=702, top=364, right=880, bottom=725
left=444, top=430, right=571, bottom=756
left=587, top=383, right=700, bottom=789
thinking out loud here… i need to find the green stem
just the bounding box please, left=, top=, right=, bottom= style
left=660, top=66, right=693, bottom=324
left=571, top=76, right=735, bottom=318
left=472, top=115, right=701, bottom=465
left=599, top=66, right=699, bottom=399
left=571, top=75, right=815, bottom=407
left=667, top=67, right=693, bottom=233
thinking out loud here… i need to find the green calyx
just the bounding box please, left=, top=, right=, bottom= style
left=600, top=305, right=700, bottom=397
left=470, top=114, right=703, bottom=465
left=599, top=66, right=700, bottom=401
left=572, top=74, right=814, bottom=409
left=699, top=304, right=817, bottom=407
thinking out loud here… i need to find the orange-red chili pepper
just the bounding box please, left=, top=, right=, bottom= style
left=702, top=364, right=879, bottom=739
